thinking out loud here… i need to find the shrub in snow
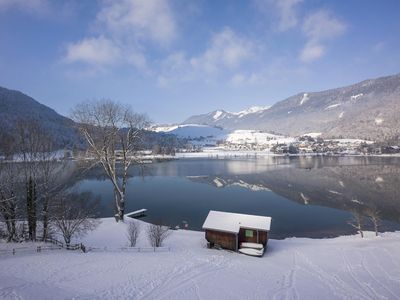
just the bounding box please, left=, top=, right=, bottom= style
left=348, top=210, right=365, bottom=238
left=365, top=207, right=381, bottom=236
left=52, top=192, right=100, bottom=245
left=127, top=221, right=141, bottom=247
left=147, top=223, right=171, bottom=247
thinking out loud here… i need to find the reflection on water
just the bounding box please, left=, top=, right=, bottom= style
left=71, top=156, right=400, bottom=238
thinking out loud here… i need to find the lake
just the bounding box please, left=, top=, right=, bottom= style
left=73, top=156, right=400, bottom=239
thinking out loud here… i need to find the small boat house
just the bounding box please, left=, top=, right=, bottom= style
left=202, top=210, right=272, bottom=252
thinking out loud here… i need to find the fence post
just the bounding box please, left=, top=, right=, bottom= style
left=13, top=249, right=15, bottom=255
left=154, top=247, right=155, bottom=252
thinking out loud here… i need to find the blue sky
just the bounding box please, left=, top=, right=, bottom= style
left=0, top=0, right=399, bottom=123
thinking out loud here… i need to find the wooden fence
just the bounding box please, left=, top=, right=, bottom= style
left=0, top=236, right=85, bottom=257
left=86, top=246, right=171, bottom=253
left=0, top=236, right=171, bottom=256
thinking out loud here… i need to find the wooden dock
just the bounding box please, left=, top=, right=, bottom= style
left=125, top=209, right=147, bottom=218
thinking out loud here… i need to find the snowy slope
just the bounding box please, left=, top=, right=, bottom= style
left=152, top=125, right=292, bottom=146
left=163, top=124, right=227, bottom=139
left=0, top=218, right=399, bottom=299
left=226, top=130, right=295, bottom=145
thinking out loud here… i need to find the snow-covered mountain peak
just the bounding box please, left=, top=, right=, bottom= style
left=212, top=110, right=225, bottom=120
left=233, top=106, right=271, bottom=118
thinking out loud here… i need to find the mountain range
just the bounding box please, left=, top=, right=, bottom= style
left=1, top=73, right=399, bottom=148
left=183, top=74, right=400, bottom=141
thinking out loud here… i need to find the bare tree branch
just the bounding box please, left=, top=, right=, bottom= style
left=71, top=100, right=150, bottom=222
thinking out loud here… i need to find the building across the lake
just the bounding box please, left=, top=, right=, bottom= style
left=202, top=210, right=272, bottom=252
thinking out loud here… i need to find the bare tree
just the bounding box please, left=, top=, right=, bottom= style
left=72, top=100, right=149, bottom=222
left=147, top=223, right=171, bottom=247
left=349, top=210, right=365, bottom=238
left=35, top=137, right=66, bottom=241
left=365, top=207, right=381, bottom=236
left=52, top=192, right=100, bottom=245
left=126, top=221, right=141, bottom=247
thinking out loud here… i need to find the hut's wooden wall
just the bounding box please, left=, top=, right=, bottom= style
left=205, top=230, right=236, bottom=251
left=238, top=229, right=268, bottom=245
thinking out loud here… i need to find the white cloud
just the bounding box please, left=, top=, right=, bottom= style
left=300, top=10, right=346, bottom=62
left=274, top=0, right=303, bottom=31
left=155, top=28, right=257, bottom=87
left=302, top=10, right=346, bottom=41
left=157, top=51, right=193, bottom=87
left=97, top=0, right=176, bottom=46
left=64, top=36, right=121, bottom=66
left=63, top=0, right=175, bottom=72
left=254, top=0, right=302, bottom=31
left=300, top=42, right=325, bottom=63
left=190, top=27, right=255, bottom=74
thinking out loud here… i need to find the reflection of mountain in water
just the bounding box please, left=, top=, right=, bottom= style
left=187, top=162, right=400, bottom=224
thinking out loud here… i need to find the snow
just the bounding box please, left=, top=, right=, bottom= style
left=375, top=118, right=384, bottom=125
left=151, top=125, right=179, bottom=132
left=231, top=180, right=272, bottom=192
left=238, top=247, right=264, bottom=257
left=213, top=178, right=225, bottom=188
left=302, top=132, right=321, bottom=138
left=328, top=190, right=342, bottom=195
left=300, top=192, right=309, bottom=204
left=1, top=218, right=400, bottom=299
left=299, top=93, right=309, bottom=105
left=351, top=93, right=364, bottom=100
left=202, top=210, right=272, bottom=233
left=327, top=138, right=374, bottom=145
left=213, top=110, right=224, bottom=120
left=158, top=124, right=227, bottom=139
left=325, top=103, right=341, bottom=110
left=225, top=130, right=294, bottom=146
left=233, top=106, right=271, bottom=118
left=339, top=111, right=344, bottom=119
left=240, top=242, right=264, bottom=250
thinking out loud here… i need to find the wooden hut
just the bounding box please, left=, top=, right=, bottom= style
left=202, top=210, right=271, bottom=252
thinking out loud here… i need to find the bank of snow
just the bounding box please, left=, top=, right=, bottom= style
left=1, top=218, right=399, bottom=299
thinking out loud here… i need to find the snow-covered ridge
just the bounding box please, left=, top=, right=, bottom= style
left=151, top=125, right=290, bottom=146
left=212, top=110, right=224, bottom=120
left=232, top=106, right=271, bottom=118
left=208, top=106, right=272, bottom=122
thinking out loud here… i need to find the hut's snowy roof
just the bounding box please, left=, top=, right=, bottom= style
left=202, top=210, right=271, bottom=234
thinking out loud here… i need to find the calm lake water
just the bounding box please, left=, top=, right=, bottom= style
left=73, top=156, right=400, bottom=239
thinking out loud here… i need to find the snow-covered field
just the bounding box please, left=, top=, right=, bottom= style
left=1, top=218, right=400, bottom=299
left=151, top=124, right=294, bottom=147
